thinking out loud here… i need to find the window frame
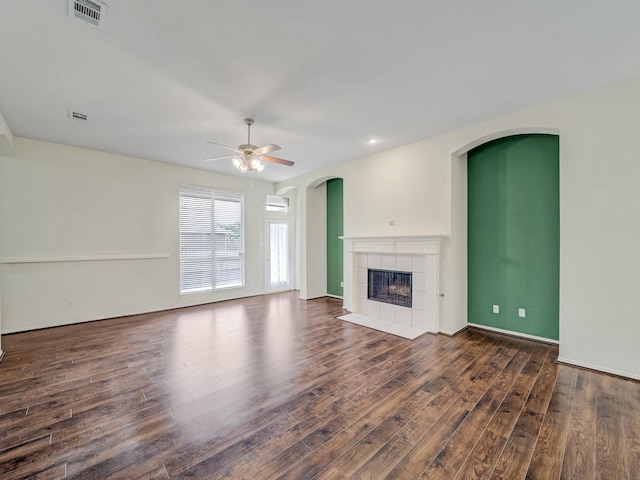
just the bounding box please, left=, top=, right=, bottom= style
left=266, top=194, right=289, bottom=213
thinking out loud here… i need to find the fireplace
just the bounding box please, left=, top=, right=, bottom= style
left=368, top=269, right=412, bottom=308
left=340, top=235, right=445, bottom=338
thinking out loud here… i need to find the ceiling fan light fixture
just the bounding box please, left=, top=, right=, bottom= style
left=205, top=118, right=295, bottom=173
left=230, top=155, right=265, bottom=173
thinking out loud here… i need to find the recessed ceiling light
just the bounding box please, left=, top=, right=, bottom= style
left=367, top=137, right=378, bottom=144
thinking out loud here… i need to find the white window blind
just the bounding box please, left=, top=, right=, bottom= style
left=213, top=191, right=244, bottom=289
left=180, top=186, right=244, bottom=293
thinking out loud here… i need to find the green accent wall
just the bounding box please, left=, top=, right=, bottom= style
left=468, top=134, right=559, bottom=340
left=327, top=178, right=344, bottom=297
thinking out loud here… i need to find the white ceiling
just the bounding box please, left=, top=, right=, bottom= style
left=1, top=1, right=639, bottom=183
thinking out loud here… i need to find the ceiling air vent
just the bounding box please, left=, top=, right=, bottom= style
left=68, top=0, right=107, bottom=30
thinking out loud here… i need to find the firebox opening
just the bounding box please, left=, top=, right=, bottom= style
left=368, top=269, right=412, bottom=308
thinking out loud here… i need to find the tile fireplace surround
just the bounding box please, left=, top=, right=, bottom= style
left=339, top=235, right=445, bottom=339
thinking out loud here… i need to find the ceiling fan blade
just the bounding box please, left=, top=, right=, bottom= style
left=206, top=141, right=243, bottom=155
left=252, top=144, right=281, bottom=156
left=261, top=155, right=295, bottom=167
left=203, top=154, right=238, bottom=162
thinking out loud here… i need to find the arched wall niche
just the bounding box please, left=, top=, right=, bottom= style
left=281, top=174, right=344, bottom=299
left=445, top=126, right=560, bottom=337
left=307, top=175, right=340, bottom=189
left=453, top=127, right=560, bottom=157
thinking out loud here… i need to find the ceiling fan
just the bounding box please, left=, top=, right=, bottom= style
left=204, top=118, right=294, bottom=173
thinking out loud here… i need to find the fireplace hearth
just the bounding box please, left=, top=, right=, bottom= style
left=368, top=269, right=412, bottom=308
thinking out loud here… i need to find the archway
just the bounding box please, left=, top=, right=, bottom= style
left=449, top=128, right=560, bottom=342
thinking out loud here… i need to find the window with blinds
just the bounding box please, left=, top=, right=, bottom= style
left=179, top=186, right=244, bottom=293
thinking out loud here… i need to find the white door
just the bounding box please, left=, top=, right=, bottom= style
left=266, top=219, right=292, bottom=293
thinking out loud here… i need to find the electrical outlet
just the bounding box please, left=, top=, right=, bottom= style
left=519, top=308, right=526, bottom=318
left=340, top=281, right=344, bottom=287
left=67, top=299, right=76, bottom=307
left=492, top=305, right=499, bottom=314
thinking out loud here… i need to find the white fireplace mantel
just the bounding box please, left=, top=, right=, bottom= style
left=341, top=235, right=445, bottom=255
left=339, top=235, right=446, bottom=339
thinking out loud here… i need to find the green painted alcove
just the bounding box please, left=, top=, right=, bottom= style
left=468, top=134, right=559, bottom=340
left=326, top=178, right=344, bottom=297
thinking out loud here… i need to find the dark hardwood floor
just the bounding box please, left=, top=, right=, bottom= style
left=1, top=292, right=638, bottom=479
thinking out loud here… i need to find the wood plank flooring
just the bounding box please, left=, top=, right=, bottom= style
left=0, top=291, right=638, bottom=479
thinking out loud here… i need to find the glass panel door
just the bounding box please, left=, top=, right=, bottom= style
left=266, top=219, right=292, bottom=293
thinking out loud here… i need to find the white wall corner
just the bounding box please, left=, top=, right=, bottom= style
left=299, top=182, right=327, bottom=300
left=0, top=111, right=14, bottom=156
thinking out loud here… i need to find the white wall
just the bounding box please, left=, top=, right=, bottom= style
left=305, top=183, right=327, bottom=299
left=0, top=138, right=275, bottom=333
left=0, top=111, right=14, bottom=355
left=295, top=182, right=327, bottom=299
left=278, top=77, right=640, bottom=379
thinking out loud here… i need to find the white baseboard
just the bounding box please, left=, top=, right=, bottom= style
left=298, top=294, right=326, bottom=300
left=467, top=323, right=559, bottom=345
left=557, top=357, right=640, bottom=381
left=439, top=325, right=469, bottom=336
